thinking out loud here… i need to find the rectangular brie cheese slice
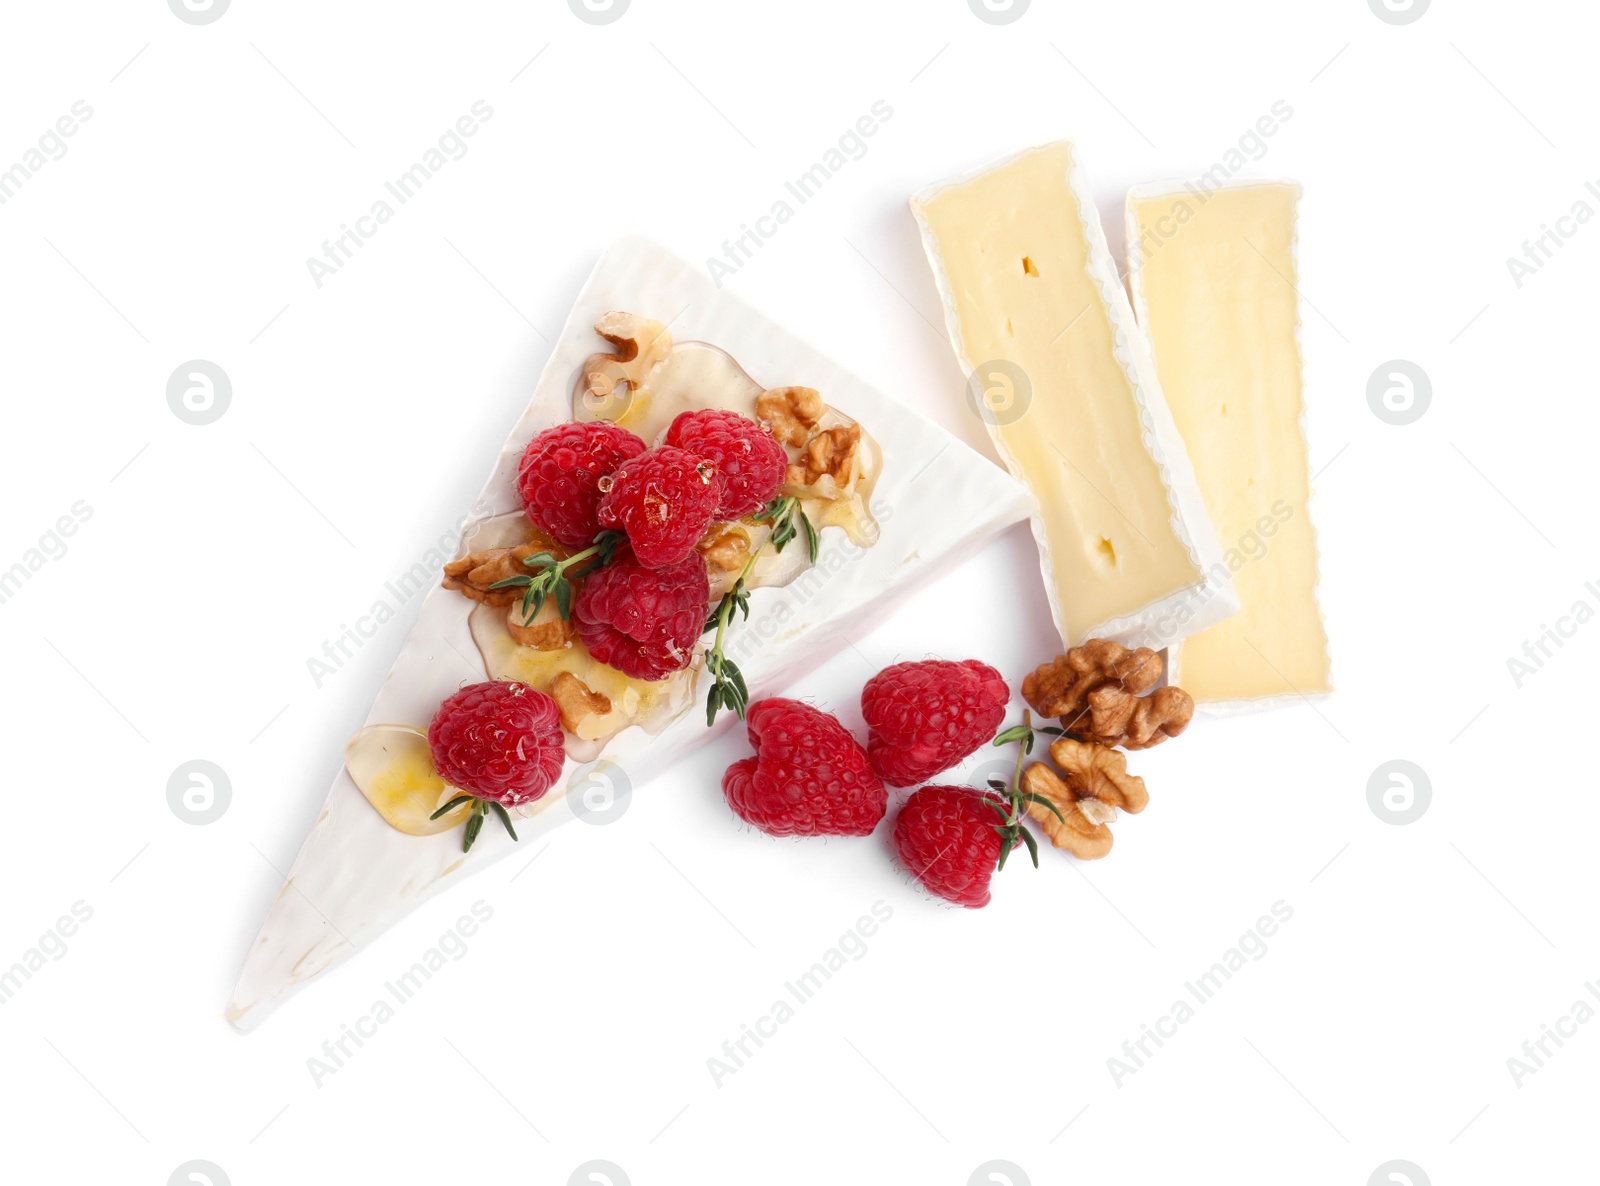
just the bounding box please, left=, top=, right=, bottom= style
left=1126, top=181, right=1331, bottom=705
left=911, top=142, right=1236, bottom=649
left=227, top=239, right=1036, bottom=1030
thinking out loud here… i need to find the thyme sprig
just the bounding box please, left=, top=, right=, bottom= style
left=430, top=794, right=519, bottom=854
left=488, top=529, right=625, bottom=623
left=986, top=710, right=1067, bottom=870
left=701, top=497, right=817, bottom=726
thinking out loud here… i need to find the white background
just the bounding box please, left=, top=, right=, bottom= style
left=0, top=1, right=1593, bottom=1183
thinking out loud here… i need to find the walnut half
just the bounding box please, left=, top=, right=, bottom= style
left=443, top=542, right=554, bottom=608
left=1081, top=683, right=1193, bottom=751
left=581, top=312, right=672, bottom=408
left=507, top=596, right=575, bottom=651
left=1021, top=763, right=1114, bottom=860
left=1046, top=737, right=1148, bottom=814
left=756, top=386, right=824, bottom=446
left=551, top=672, right=612, bottom=734
left=789, top=424, right=862, bottom=487
left=1022, top=639, right=1192, bottom=750
left=697, top=523, right=752, bottom=573
left=1022, top=640, right=1162, bottom=724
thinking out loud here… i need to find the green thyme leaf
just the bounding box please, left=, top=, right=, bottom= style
left=488, top=801, right=518, bottom=842
left=1021, top=791, right=1067, bottom=826
left=462, top=807, right=486, bottom=853
left=523, top=585, right=548, bottom=623
left=429, top=794, right=475, bottom=821
left=1019, top=825, right=1040, bottom=868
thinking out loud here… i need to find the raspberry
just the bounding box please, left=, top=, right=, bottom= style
left=575, top=550, right=710, bottom=681
left=861, top=660, right=1010, bottom=787
left=427, top=680, right=566, bottom=807
left=721, top=699, right=887, bottom=837
left=665, top=408, right=788, bottom=519
left=597, top=446, right=723, bottom=568
left=515, top=422, right=646, bottom=548
left=892, top=786, right=1008, bottom=908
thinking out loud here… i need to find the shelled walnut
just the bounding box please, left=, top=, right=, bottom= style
left=756, top=385, right=824, bottom=446
left=1020, top=763, right=1115, bottom=860
left=507, top=596, right=575, bottom=651
left=697, top=523, right=752, bottom=573
left=443, top=542, right=556, bottom=608
left=581, top=312, right=672, bottom=405
left=1080, top=683, right=1193, bottom=750
left=1022, top=639, right=1193, bottom=749
left=551, top=672, right=612, bottom=734
left=789, top=424, right=862, bottom=487
left=1045, top=737, right=1148, bottom=813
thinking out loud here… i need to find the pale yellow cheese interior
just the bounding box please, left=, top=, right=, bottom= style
left=1130, top=184, right=1330, bottom=702
left=915, top=143, right=1202, bottom=641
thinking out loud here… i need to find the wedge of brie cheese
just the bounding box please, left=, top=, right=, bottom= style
left=911, top=142, right=1237, bottom=650
left=1126, top=181, right=1331, bottom=707
left=227, top=239, right=1034, bottom=1030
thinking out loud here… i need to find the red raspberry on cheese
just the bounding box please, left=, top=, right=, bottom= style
left=515, top=422, right=646, bottom=548
left=427, top=680, right=566, bottom=807
left=665, top=408, right=788, bottom=519
left=574, top=550, right=710, bottom=681
left=597, top=445, right=724, bottom=568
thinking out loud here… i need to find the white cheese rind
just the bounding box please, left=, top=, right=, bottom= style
left=1125, top=178, right=1333, bottom=714
left=227, top=238, right=1034, bottom=1031
left=910, top=142, right=1238, bottom=651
